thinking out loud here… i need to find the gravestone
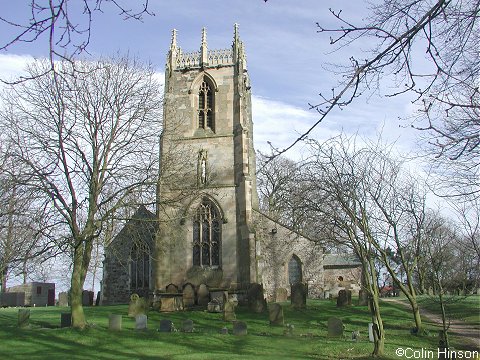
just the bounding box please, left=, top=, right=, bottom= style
left=351, top=330, right=360, bottom=341
left=197, top=284, right=210, bottom=307
left=61, top=313, right=72, bottom=328
left=268, top=303, right=284, bottom=326
left=18, top=309, right=30, bottom=328
left=220, top=326, right=228, bottom=335
left=182, top=319, right=194, bottom=333
left=337, top=290, right=348, bottom=307
left=128, top=293, right=147, bottom=317
left=207, top=299, right=222, bottom=313
left=248, top=283, right=266, bottom=313
left=182, top=283, right=195, bottom=308
left=82, top=290, right=94, bottom=306
left=223, top=300, right=236, bottom=321
left=210, top=290, right=228, bottom=308
left=159, top=319, right=174, bottom=332
left=324, top=290, right=330, bottom=299
left=358, top=290, right=368, bottom=306
left=275, top=288, right=288, bottom=302
left=233, top=321, right=247, bottom=336
left=58, top=292, right=69, bottom=307
left=327, top=317, right=343, bottom=337
left=109, top=314, right=122, bottom=331
left=346, top=289, right=352, bottom=305
left=290, top=283, right=307, bottom=309
left=166, top=283, right=178, bottom=293
left=135, top=314, right=148, bottom=330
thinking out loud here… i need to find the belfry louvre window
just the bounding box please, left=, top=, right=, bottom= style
left=198, top=79, right=214, bottom=131
left=193, top=199, right=221, bottom=266
left=130, top=243, right=150, bottom=289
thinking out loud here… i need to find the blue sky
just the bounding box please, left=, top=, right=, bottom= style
left=0, top=0, right=419, bottom=157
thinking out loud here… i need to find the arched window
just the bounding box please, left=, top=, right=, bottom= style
left=193, top=198, right=221, bottom=266
left=130, top=242, right=150, bottom=290
left=288, top=255, right=302, bottom=285
left=198, top=79, right=214, bottom=131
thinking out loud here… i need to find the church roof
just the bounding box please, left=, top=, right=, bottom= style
left=322, top=253, right=362, bottom=268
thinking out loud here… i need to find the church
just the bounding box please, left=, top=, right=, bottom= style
left=101, top=26, right=362, bottom=305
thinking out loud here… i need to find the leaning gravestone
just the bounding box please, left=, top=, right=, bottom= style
left=159, top=319, right=174, bottom=332
left=327, top=317, right=344, bottom=337
left=61, top=313, right=72, bottom=328
left=109, top=314, right=122, bottom=331
left=275, top=288, right=288, bottom=302
left=135, top=314, right=148, bottom=330
left=197, top=284, right=210, bottom=307
left=223, top=300, right=236, bottom=321
left=337, top=290, right=348, bottom=307
left=182, top=283, right=195, bottom=308
left=290, top=283, right=307, bottom=309
left=358, top=289, right=368, bottom=306
left=233, top=321, right=247, bottom=336
left=268, top=303, right=284, bottom=326
left=18, top=309, right=30, bottom=328
left=58, top=292, right=69, bottom=307
left=248, top=283, right=266, bottom=313
left=182, top=319, right=194, bottom=333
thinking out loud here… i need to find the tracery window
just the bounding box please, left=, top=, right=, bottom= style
left=193, top=199, right=221, bottom=266
left=130, top=242, right=150, bottom=289
left=198, top=79, right=214, bottom=131
left=288, top=254, right=302, bottom=285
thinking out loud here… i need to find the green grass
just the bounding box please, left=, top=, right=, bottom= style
left=0, top=299, right=475, bottom=359
left=415, top=294, right=480, bottom=326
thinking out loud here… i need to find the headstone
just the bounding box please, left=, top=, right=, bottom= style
left=223, top=300, right=236, bottom=321
left=61, top=313, right=72, bottom=328
left=182, top=319, right=194, bottom=333
left=268, top=303, right=284, bottom=326
left=368, top=322, right=374, bottom=342
left=58, top=292, right=69, bottom=307
left=166, top=283, right=178, bottom=293
left=337, top=290, right=348, bottom=307
left=109, top=314, right=122, bottom=331
left=324, top=290, right=330, bottom=299
left=327, top=317, right=343, bottom=337
left=128, top=293, right=147, bottom=317
left=346, top=289, right=352, bottom=305
left=275, top=288, right=288, bottom=302
left=210, top=290, right=228, bottom=308
left=82, top=290, right=94, bottom=306
left=207, top=299, right=222, bottom=313
left=159, top=319, right=174, bottom=332
left=135, top=314, right=147, bottom=330
left=182, top=283, right=195, bottom=308
left=233, top=321, right=247, bottom=336
left=358, top=290, right=368, bottom=306
left=18, top=309, right=30, bottom=328
left=197, top=284, right=209, bottom=307
left=291, top=283, right=307, bottom=309
left=220, top=326, right=228, bottom=335
left=352, top=330, right=360, bottom=341
left=248, top=283, right=266, bottom=313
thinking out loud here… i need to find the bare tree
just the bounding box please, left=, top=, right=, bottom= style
left=0, top=0, right=153, bottom=76
left=0, top=56, right=161, bottom=328
left=268, top=1, right=479, bottom=197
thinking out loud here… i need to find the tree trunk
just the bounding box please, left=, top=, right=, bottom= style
left=70, top=241, right=87, bottom=329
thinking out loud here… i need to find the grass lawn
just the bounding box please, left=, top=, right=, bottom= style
left=415, top=295, right=480, bottom=327
left=0, top=299, right=475, bottom=359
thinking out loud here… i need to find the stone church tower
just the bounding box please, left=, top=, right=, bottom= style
left=155, top=25, right=259, bottom=291
left=101, top=26, right=362, bottom=305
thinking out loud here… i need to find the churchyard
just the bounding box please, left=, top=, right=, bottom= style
left=0, top=297, right=478, bottom=359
